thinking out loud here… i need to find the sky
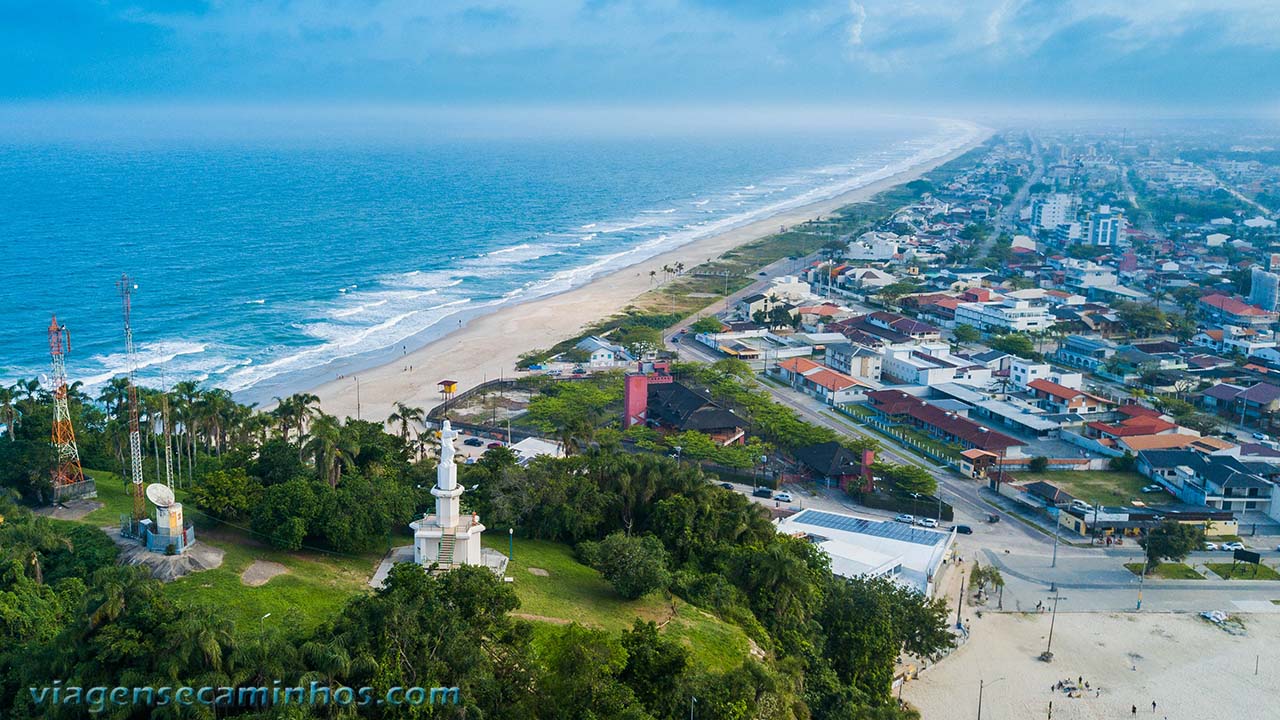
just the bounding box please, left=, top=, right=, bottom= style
left=3, top=0, right=1280, bottom=113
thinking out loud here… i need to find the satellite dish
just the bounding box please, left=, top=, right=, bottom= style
left=146, top=483, right=175, bottom=508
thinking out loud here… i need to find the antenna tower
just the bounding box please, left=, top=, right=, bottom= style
left=117, top=274, right=145, bottom=521
left=48, top=315, right=86, bottom=498
left=161, top=390, right=175, bottom=490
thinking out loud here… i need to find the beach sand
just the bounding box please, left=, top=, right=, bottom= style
left=309, top=133, right=990, bottom=420
left=903, top=612, right=1279, bottom=720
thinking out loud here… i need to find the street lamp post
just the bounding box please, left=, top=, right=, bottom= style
left=690, top=696, right=697, bottom=720
left=1136, top=555, right=1149, bottom=610
left=1041, top=590, right=1066, bottom=661
left=977, top=677, right=1004, bottom=720
left=1051, top=509, right=1061, bottom=568
left=260, top=612, right=271, bottom=636
left=508, top=528, right=514, bottom=560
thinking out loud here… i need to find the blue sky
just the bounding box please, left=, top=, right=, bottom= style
left=4, top=0, right=1279, bottom=112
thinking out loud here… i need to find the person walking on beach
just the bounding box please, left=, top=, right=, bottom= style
left=1131, top=705, right=1136, bottom=715
left=1152, top=701, right=1157, bottom=713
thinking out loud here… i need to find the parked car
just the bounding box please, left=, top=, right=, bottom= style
left=953, top=525, right=973, bottom=535
left=486, top=441, right=504, bottom=449
left=572, top=366, right=586, bottom=374
left=752, top=487, right=774, bottom=499
left=894, top=514, right=914, bottom=524
left=719, top=482, right=734, bottom=490
left=775, top=491, right=793, bottom=503
left=1253, top=432, right=1268, bottom=441
left=986, top=513, right=1000, bottom=523
left=1222, top=541, right=1245, bottom=551
left=916, top=517, right=939, bottom=528
left=1203, top=542, right=1219, bottom=551
left=463, top=437, right=485, bottom=447
left=1141, top=484, right=1163, bottom=493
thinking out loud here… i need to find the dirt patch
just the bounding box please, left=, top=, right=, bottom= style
left=527, top=567, right=550, bottom=577
left=241, top=560, right=289, bottom=587
left=35, top=499, right=104, bottom=521
left=512, top=612, right=573, bottom=625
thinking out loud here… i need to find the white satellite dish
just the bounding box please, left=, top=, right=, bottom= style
left=145, top=483, right=175, bottom=508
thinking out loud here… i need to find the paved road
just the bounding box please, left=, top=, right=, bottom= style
left=670, top=332, right=1046, bottom=551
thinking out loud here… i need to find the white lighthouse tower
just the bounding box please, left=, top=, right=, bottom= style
left=411, top=421, right=486, bottom=569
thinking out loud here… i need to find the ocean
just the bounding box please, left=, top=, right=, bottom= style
left=0, top=108, right=978, bottom=403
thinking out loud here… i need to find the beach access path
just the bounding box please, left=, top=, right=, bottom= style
left=308, top=132, right=992, bottom=421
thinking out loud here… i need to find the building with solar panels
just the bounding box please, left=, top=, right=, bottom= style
left=776, top=509, right=955, bottom=596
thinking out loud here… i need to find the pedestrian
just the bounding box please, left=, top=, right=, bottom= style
left=1132, top=705, right=1137, bottom=715
left=1152, top=701, right=1157, bottom=713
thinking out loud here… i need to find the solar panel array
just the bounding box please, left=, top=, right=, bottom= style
left=791, top=509, right=944, bottom=547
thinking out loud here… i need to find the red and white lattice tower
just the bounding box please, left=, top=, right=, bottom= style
left=117, top=274, right=146, bottom=521
left=48, top=315, right=86, bottom=498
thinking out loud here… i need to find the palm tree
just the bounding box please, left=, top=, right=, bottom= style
left=303, top=414, right=359, bottom=488
left=387, top=402, right=425, bottom=443
left=97, top=376, right=130, bottom=418
left=0, top=386, right=18, bottom=440
left=12, top=378, right=41, bottom=403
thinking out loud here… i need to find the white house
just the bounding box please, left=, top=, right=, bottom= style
left=575, top=336, right=634, bottom=367
left=954, top=298, right=1054, bottom=333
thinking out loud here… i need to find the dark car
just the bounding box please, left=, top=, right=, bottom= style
left=953, top=525, right=973, bottom=535
left=487, top=441, right=505, bottom=449
left=752, top=487, right=774, bottom=498
left=719, top=482, right=734, bottom=490
left=986, top=513, right=1000, bottom=523
left=463, top=437, right=485, bottom=447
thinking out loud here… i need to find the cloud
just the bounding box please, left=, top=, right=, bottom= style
left=1, top=0, right=1278, bottom=109
left=847, top=1, right=866, bottom=46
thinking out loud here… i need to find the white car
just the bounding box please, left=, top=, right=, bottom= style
left=894, top=514, right=914, bottom=524
left=775, top=491, right=793, bottom=503
left=1221, top=541, right=1245, bottom=551
left=1203, top=542, right=1218, bottom=551
left=916, top=517, right=939, bottom=528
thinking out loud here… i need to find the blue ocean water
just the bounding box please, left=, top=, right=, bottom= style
left=0, top=110, right=977, bottom=402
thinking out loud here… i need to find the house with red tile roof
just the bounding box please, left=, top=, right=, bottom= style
left=1026, top=379, right=1114, bottom=415
left=1199, top=293, right=1278, bottom=326
left=772, top=357, right=869, bottom=406
left=864, top=389, right=1024, bottom=453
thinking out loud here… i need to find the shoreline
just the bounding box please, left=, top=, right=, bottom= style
left=306, top=129, right=992, bottom=420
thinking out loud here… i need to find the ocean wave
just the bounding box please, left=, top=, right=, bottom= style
left=220, top=298, right=475, bottom=393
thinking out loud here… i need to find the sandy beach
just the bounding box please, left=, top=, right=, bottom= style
left=309, top=131, right=990, bottom=420
left=903, top=612, right=1279, bottom=720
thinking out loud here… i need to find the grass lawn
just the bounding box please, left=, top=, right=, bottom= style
left=1011, top=471, right=1148, bottom=505
left=486, top=535, right=753, bottom=672
left=76, top=468, right=384, bottom=633
left=164, top=529, right=382, bottom=633
left=1205, top=562, right=1280, bottom=580
left=1124, top=562, right=1204, bottom=580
